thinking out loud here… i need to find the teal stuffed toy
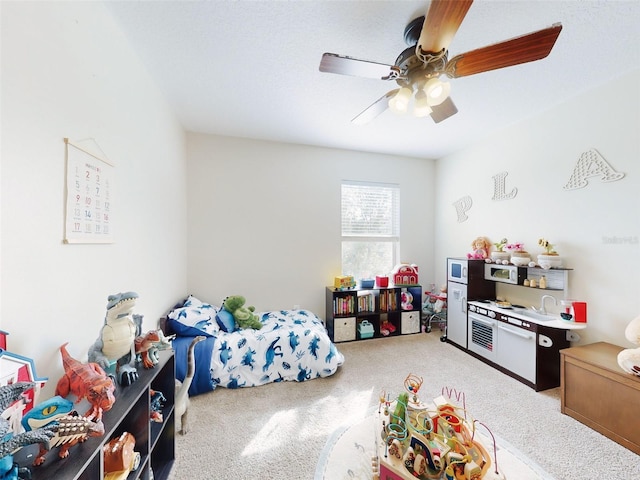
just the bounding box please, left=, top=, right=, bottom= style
left=223, top=295, right=262, bottom=330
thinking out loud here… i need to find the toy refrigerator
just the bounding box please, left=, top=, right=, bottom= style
left=446, top=258, right=495, bottom=349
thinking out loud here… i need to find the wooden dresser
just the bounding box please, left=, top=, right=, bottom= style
left=560, top=342, right=640, bottom=454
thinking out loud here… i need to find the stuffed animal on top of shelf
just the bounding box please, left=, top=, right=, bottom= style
left=617, top=314, right=640, bottom=377
left=467, top=236, right=492, bottom=259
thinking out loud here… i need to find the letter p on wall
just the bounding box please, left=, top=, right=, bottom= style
left=453, top=195, right=473, bottom=223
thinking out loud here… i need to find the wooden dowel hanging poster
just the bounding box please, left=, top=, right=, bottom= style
left=64, top=138, right=114, bottom=244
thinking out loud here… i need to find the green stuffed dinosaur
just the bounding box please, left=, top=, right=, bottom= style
left=224, top=295, right=262, bottom=330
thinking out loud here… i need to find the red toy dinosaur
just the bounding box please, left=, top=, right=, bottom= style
left=135, top=330, right=162, bottom=369
left=55, top=343, right=116, bottom=421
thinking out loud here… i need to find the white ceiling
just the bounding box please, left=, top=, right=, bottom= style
left=105, top=1, right=640, bottom=160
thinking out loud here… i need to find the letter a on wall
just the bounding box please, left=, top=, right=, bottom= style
left=563, top=149, right=625, bottom=190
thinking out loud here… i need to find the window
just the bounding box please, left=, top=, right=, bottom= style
left=341, top=181, right=400, bottom=280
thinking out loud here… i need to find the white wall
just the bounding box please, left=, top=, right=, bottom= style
left=186, top=133, right=436, bottom=314
left=1, top=2, right=188, bottom=398
left=434, top=70, right=640, bottom=347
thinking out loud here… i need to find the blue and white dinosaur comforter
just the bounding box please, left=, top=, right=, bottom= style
left=170, top=308, right=345, bottom=396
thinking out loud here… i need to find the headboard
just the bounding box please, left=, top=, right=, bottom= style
left=158, top=316, right=171, bottom=336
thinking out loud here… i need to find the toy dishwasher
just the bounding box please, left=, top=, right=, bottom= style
left=422, top=286, right=447, bottom=341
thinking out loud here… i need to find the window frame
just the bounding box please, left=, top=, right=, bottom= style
left=340, top=180, right=400, bottom=278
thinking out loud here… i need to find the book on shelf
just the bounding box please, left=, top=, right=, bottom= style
left=358, top=292, right=374, bottom=312
left=380, top=290, right=397, bottom=311
left=334, top=295, right=355, bottom=315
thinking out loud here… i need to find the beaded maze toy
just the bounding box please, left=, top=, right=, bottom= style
left=373, top=374, right=505, bottom=480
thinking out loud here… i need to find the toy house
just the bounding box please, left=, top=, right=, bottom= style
left=0, top=330, right=48, bottom=415
left=392, top=264, right=419, bottom=286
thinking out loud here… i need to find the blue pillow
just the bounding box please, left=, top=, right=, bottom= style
left=167, top=318, right=213, bottom=337
left=216, top=309, right=236, bottom=333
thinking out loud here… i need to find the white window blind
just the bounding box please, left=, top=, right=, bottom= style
left=341, top=181, right=400, bottom=237
left=341, top=181, right=400, bottom=279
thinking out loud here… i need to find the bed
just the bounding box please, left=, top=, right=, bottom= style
left=162, top=295, right=345, bottom=396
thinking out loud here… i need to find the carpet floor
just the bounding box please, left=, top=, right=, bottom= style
left=168, top=332, right=639, bottom=480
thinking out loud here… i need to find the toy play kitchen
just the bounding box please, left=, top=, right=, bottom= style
left=446, top=258, right=586, bottom=391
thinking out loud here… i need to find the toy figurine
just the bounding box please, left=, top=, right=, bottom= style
left=26, top=412, right=105, bottom=466
left=400, top=291, right=414, bottom=311
left=380, top=319, right=396, bottom=336
left=145, top=330, right=174, bottom=367
left=0, top=383, right=57, bottom=480
left=56, top=343, right=116, bottom=421
left=135, top=330, right=173, bottom=369
left=175, top=336, right=206, bottom=435
left=150, top=389, right=166, bottom=423
left=104, top=432, right=140, bottom=480
left=88, top=292, right=142, bottom=386
left=467, top=236, right=492, bottom=259
left=21, top=395, right=74, bottom=433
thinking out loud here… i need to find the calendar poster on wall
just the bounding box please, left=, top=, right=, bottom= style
left=64, top=138, right=114, bottom=244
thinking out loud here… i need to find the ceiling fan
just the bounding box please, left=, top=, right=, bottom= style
left=319, top=0, right=562, bottom=124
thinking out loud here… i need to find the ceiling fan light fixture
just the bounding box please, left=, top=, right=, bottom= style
left=388, top=87, right=412, bottom=113
left=424, top=77, right=451, bottom=106
left=413, top=90, right=432, bottom=117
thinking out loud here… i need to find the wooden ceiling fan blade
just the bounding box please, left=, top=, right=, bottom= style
left=445, top=23, right=563, bottom=78
left=351, top=89, right=399, bottom=125
left=430, top=97, right=458, bottom=123
left=319, top=53, right=398, bottom=80
left=417, top=0, right=474, bottom=54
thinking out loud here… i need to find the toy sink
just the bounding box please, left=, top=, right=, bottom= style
left=358, top=320, right=375, bottom=339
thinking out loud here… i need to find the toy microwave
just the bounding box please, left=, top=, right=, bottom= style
left=484, top=263, right=526, bottom=285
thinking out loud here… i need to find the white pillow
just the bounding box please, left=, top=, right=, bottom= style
left=169, top=295, right=220, bottom=334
